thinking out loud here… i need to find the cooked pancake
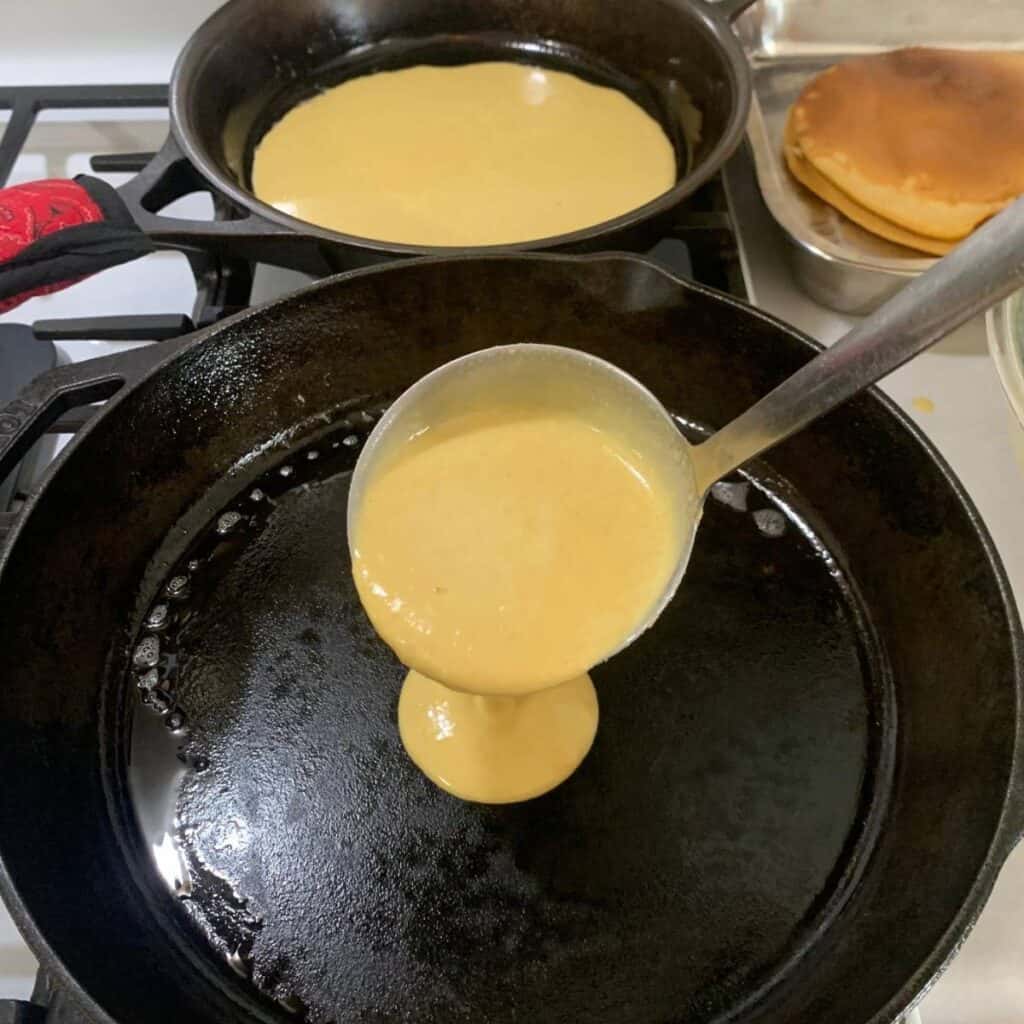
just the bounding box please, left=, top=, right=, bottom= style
left=783, top=116, right=954, bottom=256
left=788, top=48, right=1024, bottom=241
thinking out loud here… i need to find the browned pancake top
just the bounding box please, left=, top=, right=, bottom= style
left=792, top=47, right=1024, bottom=205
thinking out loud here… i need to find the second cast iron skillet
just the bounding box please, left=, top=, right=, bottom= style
left=0, top=0, right=757, bottom=302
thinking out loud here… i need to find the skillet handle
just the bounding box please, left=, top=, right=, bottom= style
left=0, top=137, right=327, bottom=311
left=0, top=342, right=177, bottom=543
left=0, top=176, right=154, bottom=312
left=117, top=135, right=330, bottom=275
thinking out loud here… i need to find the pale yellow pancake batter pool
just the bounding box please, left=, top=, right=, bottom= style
left=352, top=409, right=685, bottom=696
left=252, top=62, right=677, bottom=246
left=351, top=361, right=695, bottom=803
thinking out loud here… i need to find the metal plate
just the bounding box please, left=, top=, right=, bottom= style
left=736, top=0, right=1024, bottom=312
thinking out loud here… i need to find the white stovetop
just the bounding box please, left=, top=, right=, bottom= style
left=724, top=154, right=1024, bottom=1023
left=1, top=3, right=1022, bottom=1020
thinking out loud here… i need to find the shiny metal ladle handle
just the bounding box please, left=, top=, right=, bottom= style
left=690, top=196, right=1024, bottom=495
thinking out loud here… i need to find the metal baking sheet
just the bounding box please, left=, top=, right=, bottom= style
left=734, top=0, right=1024, bottom=313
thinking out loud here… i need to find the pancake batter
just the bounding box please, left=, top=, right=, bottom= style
left=352, top=408, right=685, bottom=696
left=398, top=670, right=599, bottom=803
left=252, top=61, right=676, bottom=246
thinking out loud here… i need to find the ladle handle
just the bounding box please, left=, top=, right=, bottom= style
left=690, top=195, right=1024, bottom=494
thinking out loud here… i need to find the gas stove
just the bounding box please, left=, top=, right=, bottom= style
left=1, top=14, right=1022, bottom=1023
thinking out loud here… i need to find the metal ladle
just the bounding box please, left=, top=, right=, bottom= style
left=688, top=196, right=1024, bottom=495
left=350, top=196, right=1024, bottom=678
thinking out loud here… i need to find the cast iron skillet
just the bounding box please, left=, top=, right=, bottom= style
left=0, top=0, right=757, bottom=281
left=0, top=254, right=1021, bottom=1024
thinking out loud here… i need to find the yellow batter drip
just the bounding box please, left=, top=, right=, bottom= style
left=252, top=61, right=677, bottom=246
left=398, top=670, right=599, bottom=803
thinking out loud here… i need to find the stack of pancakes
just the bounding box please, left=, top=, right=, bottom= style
left=784, top=47, right=1024, bottom=255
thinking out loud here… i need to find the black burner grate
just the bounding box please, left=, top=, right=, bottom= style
left=0, top=84, right=167, bottom=186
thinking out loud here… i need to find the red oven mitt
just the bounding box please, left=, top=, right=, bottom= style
left=0, top=175, right=154, bottom=313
